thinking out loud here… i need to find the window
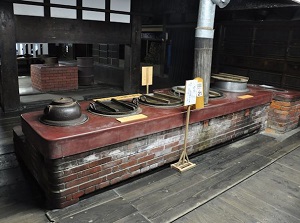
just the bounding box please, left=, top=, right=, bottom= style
left=82, top=0, right=105, bottom=21
left=110, top=0, right=130, bottom=23
left=14, top=3, right=44, bottom=17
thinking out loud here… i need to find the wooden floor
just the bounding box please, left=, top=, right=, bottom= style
left=1, top=110, right=300, bottom=223
left=175, top=142, right=300, bottom=223
left=0, top=114, right=48, bottom=223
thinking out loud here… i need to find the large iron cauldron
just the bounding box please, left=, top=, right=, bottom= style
left=40, top=97, right=88, bottom=126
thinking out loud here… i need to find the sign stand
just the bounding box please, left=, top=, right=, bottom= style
left=171, top=105, right=196, bottom=172
left=171, top=79, right=198, bottom=172
left=142, top=66, right=153, bottom=94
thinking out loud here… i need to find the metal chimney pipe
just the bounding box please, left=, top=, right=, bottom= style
left=193, top=0, right=230, bottom=104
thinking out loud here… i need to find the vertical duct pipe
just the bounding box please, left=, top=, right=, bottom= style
left=193, top=0, right=230, bottom=104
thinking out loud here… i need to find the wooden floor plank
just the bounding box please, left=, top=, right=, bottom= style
left=288, top=146, right=300, bottom=157
left=220, top=187, right=300, bottom=223
left=0, top=181, right=46, bottom=222
left=58, top=197, right=137, bottom=223
left=192, top=135, right=275, bottom=178
left=138, top=154, right=271, bottom=223
left=0, top=144, right=15, bottom=156
left=0, top=167, right=25, bottom=187
left=263, top=162, right=300, bottom=184
left=239, top=171, right=300, bottom=219
left=129, top=137, right=264, bottom=208
left=0, top=138, right=13, bottom=147
left=189, top=199, right=247, bottom=223
left=190, top=134, right=275, bottom=173
left=115, top=167, right=176, bottom=197
left=0, top=119, right=20, bottom=125
left=46, top=190, right=120, bottom=222
left=174, top=195, right=261, bottom=223
left=0, top=115, right=21, bottom=122
left=257, top=131, right=300, bottom=160
left=173, top=202, right=224, bottom=223
left=0, top=205, right=48, bottom=223
left=130, top=172, right=205, bottom=209
left=0, top=153, right=19, bottom=170
left=0, top=126, right=18, bottom=133
left=116, top=172, right=183, bottom=202
left=0, top=121, right=21, bottom=134
left=207, top=198, right=260, bottom=223
left=276, top=147, right=300, bottom=172
left=0, top=123, right=18, bottom=130
left=253, top=170, right=300, bottom=201
left=0, top=131, right=13, bottom=139
left=128, top=134, right=278, bottom=222
left=122, top=134, right=274, bottom=204
left=0, top=176, right=47, bottom=222
left=0, top=177, right=44, bottom=206
left=173, top=201, right=228, bottom=223
left=114, top=212, right=151, bottom=223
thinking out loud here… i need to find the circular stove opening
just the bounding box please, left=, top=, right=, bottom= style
left=88, top=98, right=141, bottom=117
left=138, top=92, right=183, bottom=108
left=171, top=86, right=224, bottom=99
left=209, top=89, right=224, bottom=99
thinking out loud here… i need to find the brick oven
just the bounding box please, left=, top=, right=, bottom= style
left=267, top=91, right=300, bottom=133
left=13, top=85, right=280, bottom=209
left=31, top=64, right=78, bottom=92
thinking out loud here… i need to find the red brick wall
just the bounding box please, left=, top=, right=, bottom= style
left=267, top=100, right=300, bottom=133
left=14, top=104, right=269, bottom=209
left=31, top=65, right=78, bottom=92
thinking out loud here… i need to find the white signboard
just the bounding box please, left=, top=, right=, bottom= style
left=142, top=66, right=153, bottom=86
left=184, top=80, right=198, bottom=106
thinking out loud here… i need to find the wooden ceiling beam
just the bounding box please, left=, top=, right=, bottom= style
left=15, top=16, right=131, bottom=44
left=224, top=0, right=300, bottom=10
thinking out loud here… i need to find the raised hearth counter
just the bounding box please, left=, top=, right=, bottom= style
left=21, top=86, right=273, bottom=160
left=16, top=86, right=275, bottom=208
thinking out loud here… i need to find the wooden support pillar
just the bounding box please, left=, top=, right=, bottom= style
left=77, top=0, right=82, bottom=20
left=194, top=38, right=213, bottom=104
left=193, top=0, right=216, bottom=105
left=0, top=2, right=20, bottom=112
left=105, top=0, right=110, bottom=22
left=44, top=0, right=50, bottom=17
left=124, top=0, right=141, bottom=93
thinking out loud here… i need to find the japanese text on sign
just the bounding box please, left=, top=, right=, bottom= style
left=197, top=81, right=203, bottom=97
left=184, top=80, right=198, bottom=106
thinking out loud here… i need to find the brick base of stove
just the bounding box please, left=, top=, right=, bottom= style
left=13, top=104, right=268, bottom=209
left=267, top=99, right=300, bottom=133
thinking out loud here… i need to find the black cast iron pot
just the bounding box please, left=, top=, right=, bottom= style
left=40, top=97, right=88, bottom=126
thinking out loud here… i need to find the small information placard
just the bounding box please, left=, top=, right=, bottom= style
left=142, top=66, right=153, bottom=86
left=184, top=80, right=198, bottom=106
left=116, top=114, right=148, bottom=123
left=238, top=95, right=253, bottom=99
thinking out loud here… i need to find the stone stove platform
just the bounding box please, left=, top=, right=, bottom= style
left=13, top=85, right=299, bottom=208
